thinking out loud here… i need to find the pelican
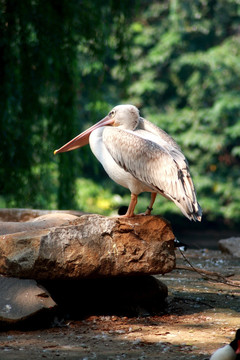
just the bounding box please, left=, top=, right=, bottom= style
left=54, top=104, right=202, bottom=221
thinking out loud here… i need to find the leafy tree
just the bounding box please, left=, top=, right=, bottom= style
left=1, top=0, right=240, bottom=226
left=0, top=0, right=135, bottom=209
left=123, top=0, right=240, bottom=225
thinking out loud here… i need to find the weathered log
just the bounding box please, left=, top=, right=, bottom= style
left=0, top=214, right=175, bottom=280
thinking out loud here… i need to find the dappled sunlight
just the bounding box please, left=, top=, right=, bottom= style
left=75, top=178, right=125, bottom=215
left=0, top=312, right=238, bottom=359
left=1, top=248, right=239, bottom=359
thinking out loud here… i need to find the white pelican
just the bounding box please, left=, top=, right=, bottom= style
left=54, top=104, right=202, bottom=220
left=210, top=329, right=240, bottom=360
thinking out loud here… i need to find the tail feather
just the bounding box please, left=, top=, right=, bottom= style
left=175, top=168, right=202, bottom=222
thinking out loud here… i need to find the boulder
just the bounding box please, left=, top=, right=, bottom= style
left=0, top=275, right=56, bottom=323
left=0, top=214, right=175, bottom=280
left=0, top=213, right=79, bottom=235
left=0, top=208, right=84, bottom=223
left=218, top=237, right=240, bottom=258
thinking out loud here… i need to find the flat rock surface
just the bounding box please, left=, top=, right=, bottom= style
left=0, top=214, right=175, bottom=279
left=0, top=208, right=84, bottom=222
left=0, top=249, right=239, bottom=359
left=0, top=276, right=56, bottom=323
left=218, top=237, right=240, bottom=258
left=0, top=213, right=79, bottom=235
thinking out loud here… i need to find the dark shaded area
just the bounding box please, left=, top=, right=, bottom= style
left=0, top=0, right=135, bottom=210
left=171, top=217, right=240, bottom=250
left=0, top=276, right=168, bottom=331
left=40, top=276, right=168, bottom=319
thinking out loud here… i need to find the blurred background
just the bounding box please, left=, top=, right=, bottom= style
left=1, top=0, right=240, bottom=242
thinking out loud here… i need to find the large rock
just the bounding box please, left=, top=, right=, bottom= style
left=218, top=237, right=240, bottom=258
left=0, top=276, right=56, bottom=323
left=0, top=214, right=175, bottom=280
left=0, top=212, right=79, bottom=235
left=0, top=208, right=84, bottom=223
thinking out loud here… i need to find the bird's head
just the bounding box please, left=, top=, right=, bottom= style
left=54, top=104, right=140, bottom=154
left=109, top=104, right=139, bottom=130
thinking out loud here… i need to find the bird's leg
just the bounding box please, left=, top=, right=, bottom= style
left=122, top=193, right=138, bottom=218
left=144, top=192, right=157, bottom=215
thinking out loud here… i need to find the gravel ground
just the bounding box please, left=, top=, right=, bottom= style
left=0, top=249, right=239, bottom=360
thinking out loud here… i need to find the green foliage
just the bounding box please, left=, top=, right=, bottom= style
left=122, top=0, right=240, bottom=225
left=0, top=0, right=135, bottom=209
left=75, top=178, right=122, bottom=215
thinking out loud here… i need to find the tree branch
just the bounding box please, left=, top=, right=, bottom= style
left=176, top=250, right=240, bottom=288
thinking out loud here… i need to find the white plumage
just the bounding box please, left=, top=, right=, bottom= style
left=54, top=104, right=202, bottom=220
left=210, top=329, right=240, bottom=360
left=210, top=345, right=236, bottom=360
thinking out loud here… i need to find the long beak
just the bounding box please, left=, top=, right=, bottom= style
left=54, top=115, right=114, bottom=154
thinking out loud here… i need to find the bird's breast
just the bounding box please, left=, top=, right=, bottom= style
left=89, top=127, right=153, bottom=194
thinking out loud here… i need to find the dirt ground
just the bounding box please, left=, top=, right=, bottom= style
left=0, top=248, right=239, bottom=360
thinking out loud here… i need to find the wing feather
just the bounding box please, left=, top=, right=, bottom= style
left=103, top=127, right=202, bottom=221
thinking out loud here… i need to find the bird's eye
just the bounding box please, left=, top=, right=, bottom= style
left=109, top=110, right=116, bottom=118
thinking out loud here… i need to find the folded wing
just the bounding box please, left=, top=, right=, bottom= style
left=103, top=127, right=202, bottom=221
